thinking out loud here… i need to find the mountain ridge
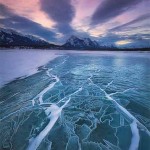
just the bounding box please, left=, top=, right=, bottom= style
left=0, top=28, right=59, bottom=49
left=63, top=35, right=100, bottom=49
left=0, top=28, right=149, bottom=50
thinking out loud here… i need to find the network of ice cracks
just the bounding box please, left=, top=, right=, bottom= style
left=0, top=55, right=150, bottom=150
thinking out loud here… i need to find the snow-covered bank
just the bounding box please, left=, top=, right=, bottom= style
left=0, top=50, right=59, bottom=87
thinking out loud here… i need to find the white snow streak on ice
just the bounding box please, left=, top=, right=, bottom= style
left=105, top=80, right=113, bottom=89
left=129, top=121, right=140, bottom=150
left=27, top=87, right=82, bottom=150
left=57, top=87, right=83, bottom=104
left=89, top=80, right=150, bottom=150
left=27, top=98, right=72, bottom=150
left=32, top=69, right=59, bottom=105
left=27, top=103, right=62, bottom=150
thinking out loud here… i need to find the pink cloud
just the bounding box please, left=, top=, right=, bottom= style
left=0, top=0, right=55, bottom=28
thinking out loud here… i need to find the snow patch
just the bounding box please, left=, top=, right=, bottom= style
left=0, top=50, right=59, bottom=87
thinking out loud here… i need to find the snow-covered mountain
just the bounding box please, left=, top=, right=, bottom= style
left=63, top=35, right=100, bottom=49
left=0, top=28, right=56, bottom=48
left=1, top=28, right=147, bottom=50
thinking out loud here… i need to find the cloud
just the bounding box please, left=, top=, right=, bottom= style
left=0, top=4, right=56, bottom=42
left=40, top=0, right=75, bottom=34
left=98, top=33, right=150, bottom=48
left=0, top=4, right=13, bottom=17
left=40, top=0, right=74, bottom=24
left=91, top=0, right=143, bottom=25
left=109, top=13, right=150, bottom=32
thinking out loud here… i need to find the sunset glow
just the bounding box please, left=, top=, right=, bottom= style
left=0, top=0, right=149, bottom=47
left=116, top=40, right=132, bottom=46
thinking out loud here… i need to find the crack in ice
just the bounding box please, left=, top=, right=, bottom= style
left=89, top=79, right=150, bottom=150
left=105, top=80, right=113, bottom=89
left=32, top=69, right=59, bottom=105
left=27, top=87, right=82, bottom=150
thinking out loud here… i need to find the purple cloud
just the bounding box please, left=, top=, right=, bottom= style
left=40, top=0, right=75, bottom=24
left=91, top=0, right=143, bottom=25
left=40, top=0, right=75, bottom=34
left=0, top=4, right=56, bottom=42
left=109, top=13, right=150, bottom=32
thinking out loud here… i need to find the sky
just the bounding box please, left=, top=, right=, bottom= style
left=0, top=0, right=150, bottom=47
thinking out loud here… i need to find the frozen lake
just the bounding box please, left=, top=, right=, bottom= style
left=0, top=50, right=150, bottom=150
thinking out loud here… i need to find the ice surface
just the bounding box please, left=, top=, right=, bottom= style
left=27, top=104, right=61, bottom=150
left=0, top=50, right=150, bottom=150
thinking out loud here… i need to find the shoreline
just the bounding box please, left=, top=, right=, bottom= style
left=0, top=47, right=150, bottom=52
